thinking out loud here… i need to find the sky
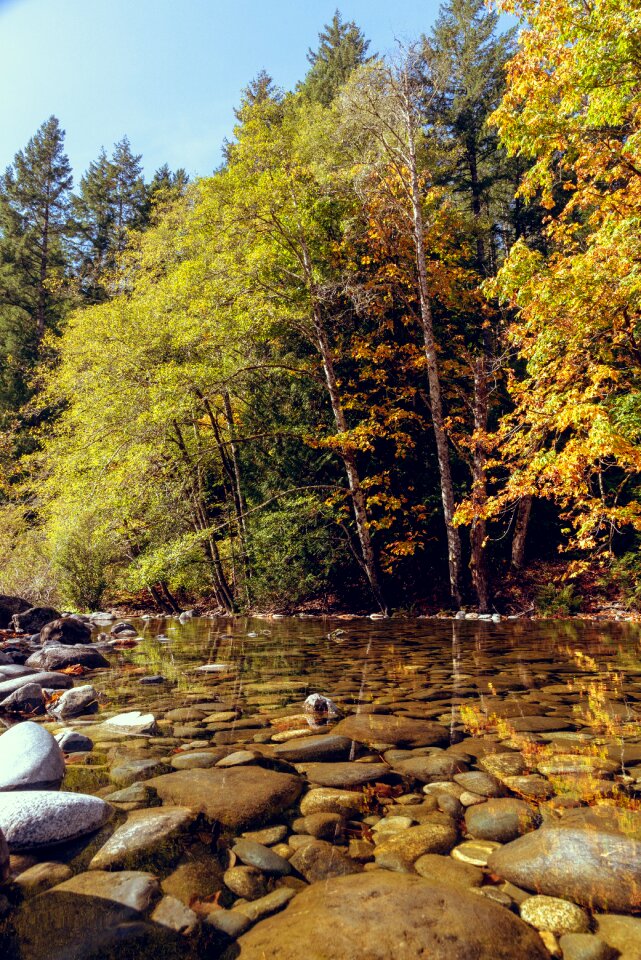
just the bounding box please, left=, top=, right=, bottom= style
left=0, top=0, right=449, bottom=183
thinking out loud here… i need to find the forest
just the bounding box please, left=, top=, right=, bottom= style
left=0, top=0, right=639, bottom=617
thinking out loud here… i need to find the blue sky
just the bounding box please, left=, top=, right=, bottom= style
left=0, top=0, right=453, bottom=182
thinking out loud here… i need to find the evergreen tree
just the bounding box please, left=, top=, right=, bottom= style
left=301, top=10, right=371, bottom=106
left=0, top=116, right=72, bottom=410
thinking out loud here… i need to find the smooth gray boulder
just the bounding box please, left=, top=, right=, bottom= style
left=40, top=617, right=92, bottom=646
left=89, top=806, right=195, bottom=870
left=26, top=645, right=109, bottom=671
left=0, top=789, right=113, bottom=849
left=47, top=684, right=100, bottom=720
left=55, top=730, right=94, bottom=753
left=0, top=721, right=65, bottom=791
left=12, top=606, right=60, bottom=633
left=0, top=682, right=45, bottom=715
left=0, top=671, right=73, bottom=698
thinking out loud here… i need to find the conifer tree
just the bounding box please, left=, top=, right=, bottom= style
left=301, top=10, right=370, bottom=106
left=0, top=116, right=72, bottom=410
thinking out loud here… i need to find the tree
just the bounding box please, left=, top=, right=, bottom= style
left=301, top=10, right=371, bottom=106
left=0, top=116, right=72, bottom=409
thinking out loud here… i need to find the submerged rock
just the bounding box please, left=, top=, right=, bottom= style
left=465, top=799, right=540, bottom=844
left=47, top=684, right=100, bottom=720
left=272, top=734, right=353, bottom=763
left=89, top=806, right=195, bottom=870
left=0, top=721, right=65, bottom=791
left=0, top=790, right=113, bottom=849
left=102, top=710, right=157, bottom=735
left=147, top=766, right=303, bottom=829
left=232, top=872, right=551, bottom=960
left=332, top=714, right=449, bottom=749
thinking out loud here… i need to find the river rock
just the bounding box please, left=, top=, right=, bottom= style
left=233, top=887, right=295, bottom=923
left=374, top=821, right=458, bottom=870
left=332, top=714, right=448, bottom=749
left=299, top=788, right=366, bottom=817
left=26, top=644, right=109, bottom=671
left=40, top=617, right=92, bottom=645
left=394, top=754, right=468, bottom=783
left=558, top=934, right=617, bottom=960
left=0, top=790, right=113, bottom=849
left=298, top=761, right=391, bottom=788
left=224, top=865, right=269, bottom=900
left=47, top=684, right=100, bottom=720
left=232, top=838, right=291, bottom=875
left=147, top=766, right=303, bottom=829
left=0, top=682, right=45, bottom=715
left=465, top=799, right=540, bottom=843
left=414, top=852, right=483, bottom=887
left=273, top=734, right=353, bottom=762
left=454, top=770, right=504, bottom=797
left=596, top=915, right=641, bottom=958
left=0, top=594, right=30, bottom=629
left=0, top=721, right=65, bottom=790
left=232, top=872, right=551, bottom=960
left=289, top=839, right=362, bottom=882
left=55, top=730, right=94, bottom=753
left=488, top=818, right=641, bottom=912
left=0, top=671, right=73, bottom=697
left=12, top=606, right=60, bottom=633
left=12, top=860, right=73, bottom=897
left=102, top=710, right=157, bottom=735
left=479, top=752, right=528, bottom=778
left=111, top=621, right=137, bottom=636
left=89, top=805, right=194, bottom=870
left=110, top=757, right=171, bottom=786
left=520, top=895, right=590, bottom=935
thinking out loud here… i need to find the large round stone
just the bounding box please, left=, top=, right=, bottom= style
left=465, top=799, right=540, bottom=843
left=332, top=714, right=449, bottom=749
left=0, top=790, right=113, bottom=849
left=273, top=735, right=353, bottom=762
left=12, top=606, right=60, bottom=633
left=89, top=806, right=195, bottom=870
left=26, top=645, right=109, bottom=671
left=147, top=766, right=303, bottom=830
left=298, top=762, right=391, bottom=788
left=39, top=617, right=92, bottom=646
left=374, top=821, right=458, bottom=870
left=0, top=721, right=65, bottom=791
left=233, top=873, right=551, bottom=959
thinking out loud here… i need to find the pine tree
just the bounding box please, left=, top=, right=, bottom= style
left=0, top=116, right=72, bottom=410
left=111, top=137, right=146, bottom=252
left=301, top=10, right=371, bottom=106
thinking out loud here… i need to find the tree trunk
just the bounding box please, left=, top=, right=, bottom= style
left=470, top=355, right=490, bottom=612
left=148, top=584, right=172, bottom=614
left=403, top=87, right=463, bottom=607
left=511, top=496, right=532, bottom=571
left=314, top=311, right=388, bottom=614
left=159, top=580, right=182, bottom=614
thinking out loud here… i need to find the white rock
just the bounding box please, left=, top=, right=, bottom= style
left=0, top=790, right=113, bottom=849
left=0, top=721, right=65, bottom=791
left=103, top=711, right=156, bottom=735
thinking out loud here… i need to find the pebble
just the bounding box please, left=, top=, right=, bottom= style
left=224, top=865, right=269, bottom=900
left=232, top=886, right=295, bottom=922
left=233, top=839, right=292, bottom=876
left=520, top=895, right=590, bottom=935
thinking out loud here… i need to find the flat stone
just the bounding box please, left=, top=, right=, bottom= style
left=465, top=799, right=540, bottom=843
left=110, top=757, right=170, bottom=786
left=171, top=750, right=224, bottom=770
left=374, top=821, right=458, bottom=871
left=242, top=825, right=288, bottom=846
left=233, top=838, right=291, bottom=875
left=298, top=762, right=390, bottom=788
left=12, top=860, right=73, bottom=896
left=332, top=714, right=448, bottom=749
left=224, top=865, right=269, bottom=900
left=452, top=839, right=503, bottom=866
left=103, top=710, right=157, bottom=735
left=0, top=672, right=73, bottom=698
left=205, top=908, right=251, bottom=939
left=520, top=895, right=590, bottom=935
left=162, top=851, right=224, bottom=904
left=89, top=805, right=194, bottom=870
left=289, top=839, right=362, bottom=882
left=147, top=766, right=303, bottom=830
left=510, top=716, right=573, bottom=733
left=488, top=818, right=641, bottom=912
left=0, top=790, right=113, bottom=850
left=394, top=754, right=468, bottom=783
left=0, top=682, right=46, bottom=715
left=0, top=721, right=65, bottom=790
left=273, top=735, right=353, bottom=762
left=217, top=750, right=257, bottom=767
left=479, top=752, right=528, bottom=778
left=150, top=894, right=199, bottom=935
left=299, top=788, right=365, bottom=817
left=414, top=853, right=483, bottom=888
left=232, top=872, right=552, bottom=959
left=503, top=775, right=555, bottom=801
left=537, top=755, right=619, bottom=778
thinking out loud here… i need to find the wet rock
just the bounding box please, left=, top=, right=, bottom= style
left=232, top=886, right=296, bottom=922
left=479, top=752, right=528, bottom=778
left=536, top=755, right=619, bottom=778
left=520, top=895, right=590, bottom=935
left=170, top=751, right=223, bottom=770
left=332, top=714, right=448, bottom=749
left=374, top=821, right=458, bottom=871
left=299, top=788, right=365, bottom=817
left=595, top=915, right=641, bottom=959
left=147, top=766, right=303, bottom=830
left=292, top=813, right=344, bottom=840
left=224, top=865, right=269, bottom=900
left=217, top=750, right=257, bottom=767
left=242, top=825, right=288, bottom=846
left=454, top=770, right=504, bottom=797
left=232, top=872, right=551, bottom=960
left=0, top=682, right=45, bottom=715
left=297, top=761, right=390, bottom=788
left=89, top=806, right=194, bottom=870
left=12, top=606, right=60, bottom=633
left=150, top=894, right=199, bottom=935
left=273, top=734, right=353, bottom=763
left=393, top=754, right=468, bottom=783
left=103, top=710, right=157, bottom=735
left=110, top=757, right=171, bottom=786
left=558, top=934, right=617, bottom=960
left=103, top=782, right=153, bottom=809
left=162, top=851, right=225, bottom=904
left=289, top=838, right=362, bottom=882
left=488, top=818, right=641, bottom=912
left=205, top=908, right=251, bottom=940
left=39, top=617, right=92, bottom=646
left=451, top=839, right=503, bottom=866
left=503, top=775, right=555, bottom=801
left=47, top=684, right=99, bottom=720
left=510, top=716, right=573, bottom=733
left=0, top=671, right=73, bottom=698
left=0, top=721, right=65, bottom=791
left=12, top=860, right=73, bottom=897
left=414, top=852, right=483, bottom=888
left=0, top=790, right=113, bottom=849
left=233, top=839, right=292, bottom=876
left=55, top=730, right=94, bottom=753
left=111, top=621, right=137, bottom=636
left=26, top=645, right=109, bottom=671
left=465, top=799, right=540, bottom=843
